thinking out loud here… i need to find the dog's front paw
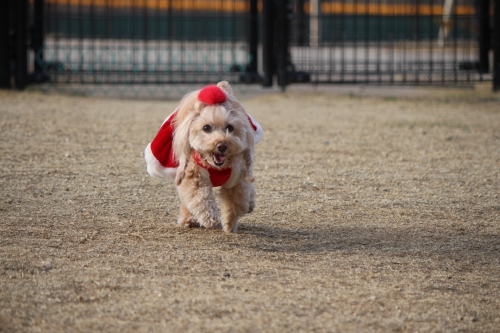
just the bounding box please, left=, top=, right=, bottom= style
left=177, top=216, right=200, bottom=228
left=198, top=215, right=221, bottom=229
left=222, top=221, right=238, bottom=233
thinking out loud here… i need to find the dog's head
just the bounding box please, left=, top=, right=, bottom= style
left=173, top=81, right=254, bottom=171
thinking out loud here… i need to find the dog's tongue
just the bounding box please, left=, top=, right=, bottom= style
left=212, top=153, right=225, bottom=165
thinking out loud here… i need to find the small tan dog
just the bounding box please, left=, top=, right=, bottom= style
left=145, top=81, right=263, bottom=232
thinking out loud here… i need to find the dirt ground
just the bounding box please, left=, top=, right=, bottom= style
left=1, top=84, right=499, bottom=332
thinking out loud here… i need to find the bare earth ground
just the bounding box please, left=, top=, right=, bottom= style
left=1, top=85, right=499, bottom=332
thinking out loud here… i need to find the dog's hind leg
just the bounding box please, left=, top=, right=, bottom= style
left=220, top=180, right=255, bottom=233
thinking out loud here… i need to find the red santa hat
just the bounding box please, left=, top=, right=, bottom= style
left=144, top=85, right=263, bottom=180
left=198, top=85, right=227, bottom=104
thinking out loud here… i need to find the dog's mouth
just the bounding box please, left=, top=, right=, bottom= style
left=211, top=153, right=226, bottom=167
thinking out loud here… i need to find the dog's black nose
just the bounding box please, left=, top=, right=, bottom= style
left=216, top=142, right=227, bottom=153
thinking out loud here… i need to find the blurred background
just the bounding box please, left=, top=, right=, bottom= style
left=1, top=0, right=498, bottom=96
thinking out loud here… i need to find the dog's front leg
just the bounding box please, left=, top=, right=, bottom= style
left=176, top=170, right=220, bottom=229
left=220, top=180, right=255, bottom=233
left=177, top=203, right=200, bottom=228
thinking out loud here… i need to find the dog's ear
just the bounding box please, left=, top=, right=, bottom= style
left=240, top=112, right=256, bottom=182
left=172, top=88, right=201, bottom=161
left=173, top=111, right=196, bottom=165
left=217, top=81, right=233, bottom=96
left=172, top=110, right=196, bottom=185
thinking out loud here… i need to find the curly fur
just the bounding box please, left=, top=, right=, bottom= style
left=172, top=81, right=257, bottom=233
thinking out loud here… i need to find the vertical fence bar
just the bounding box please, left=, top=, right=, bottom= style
left=167, top=0, right=172, bottom=80
left=105, top=0, right=111, bottom=84
left=231, top=0, right=237, bottom=75
left=131, top=0, right=136, bottom=80
left=478, top=0, right=491, bottom=73
left=90, top=0, right=96, bottom=83
left=376, top=0, right=381, bottom=83
left=33, top=0, right=44, bottom=74
left=248, top=0, right=258, bottom=73
left=494, top=0, right=500, bottom=91
left=155, top=0, right=160, bottom=83
left=327, top=11, right=333, bottom=82
left=143, top=0, right=148, bottom=80
left=452, top=0, right=457, bottom=83
left=78, top=0, right=83, bottom=83
left=13, top=0, right=28, bottom=89
left=0, top=0, right=10, bottom=87
left=66, top=0, right=71, bottom=83
left=429, top=0, right=434, bottom=84
left=178, top=0, right=184, bottom=77
left=221, top=0, right=226, bottom=74
left=401, top=2, right=406, bottom=83
left=415, top=0, right=420, bottom=84
left=341, top=0, right=345, bottom=82
left=389, top=0, right=395, bottom=84
left=262, top=0, right=274, bottom=87
left=277, top=0, right=289, bottom=88
left=296, top=0, right=306, bottom=46
left=241, top=0, right=260, bottom=82
left=364, top=0, right=369, bottom=83
left=353, top=0, right=358, bottom=82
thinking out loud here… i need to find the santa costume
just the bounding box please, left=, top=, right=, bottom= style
left=144, top=85, right=263, bottom=186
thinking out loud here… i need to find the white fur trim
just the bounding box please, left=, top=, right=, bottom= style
left=144, top=143, right=177, bottom=180
left=248, top=114, right=264, bottom=144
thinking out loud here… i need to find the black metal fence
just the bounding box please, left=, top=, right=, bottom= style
left=1, top=0, right=498, bottom=91
left=41, top=0, right=253, bottom=85
left=288, top=0, right=492, bottom=85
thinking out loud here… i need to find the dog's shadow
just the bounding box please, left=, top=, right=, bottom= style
left=237, top=223, right=499, bottom=263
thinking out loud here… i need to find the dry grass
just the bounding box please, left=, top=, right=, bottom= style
left=1, top=85, right=499, bottom=332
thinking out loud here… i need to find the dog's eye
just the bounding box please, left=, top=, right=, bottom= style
left=226, top=124, right=234, bottom=133
left=202, top=125, right=212, bottom=133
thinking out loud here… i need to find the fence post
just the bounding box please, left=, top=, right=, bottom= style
left=494, top=0, right=500, bottom=91
left=478, top=0, right=490, bottom=73
left=32, top=0, right=44, bottom=75
left=276, top=0, right=292, bottom=89
left=12, top=0, right=28, bottom=89
left=240, top=0, right=261, bottom=83
left=0, top=0, right=10, bottom=87
left=296, top=0, right=306, bottom=46
left=262, top=0, right=274, bottom=87
left=248, top=0, right=258, bottom=72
